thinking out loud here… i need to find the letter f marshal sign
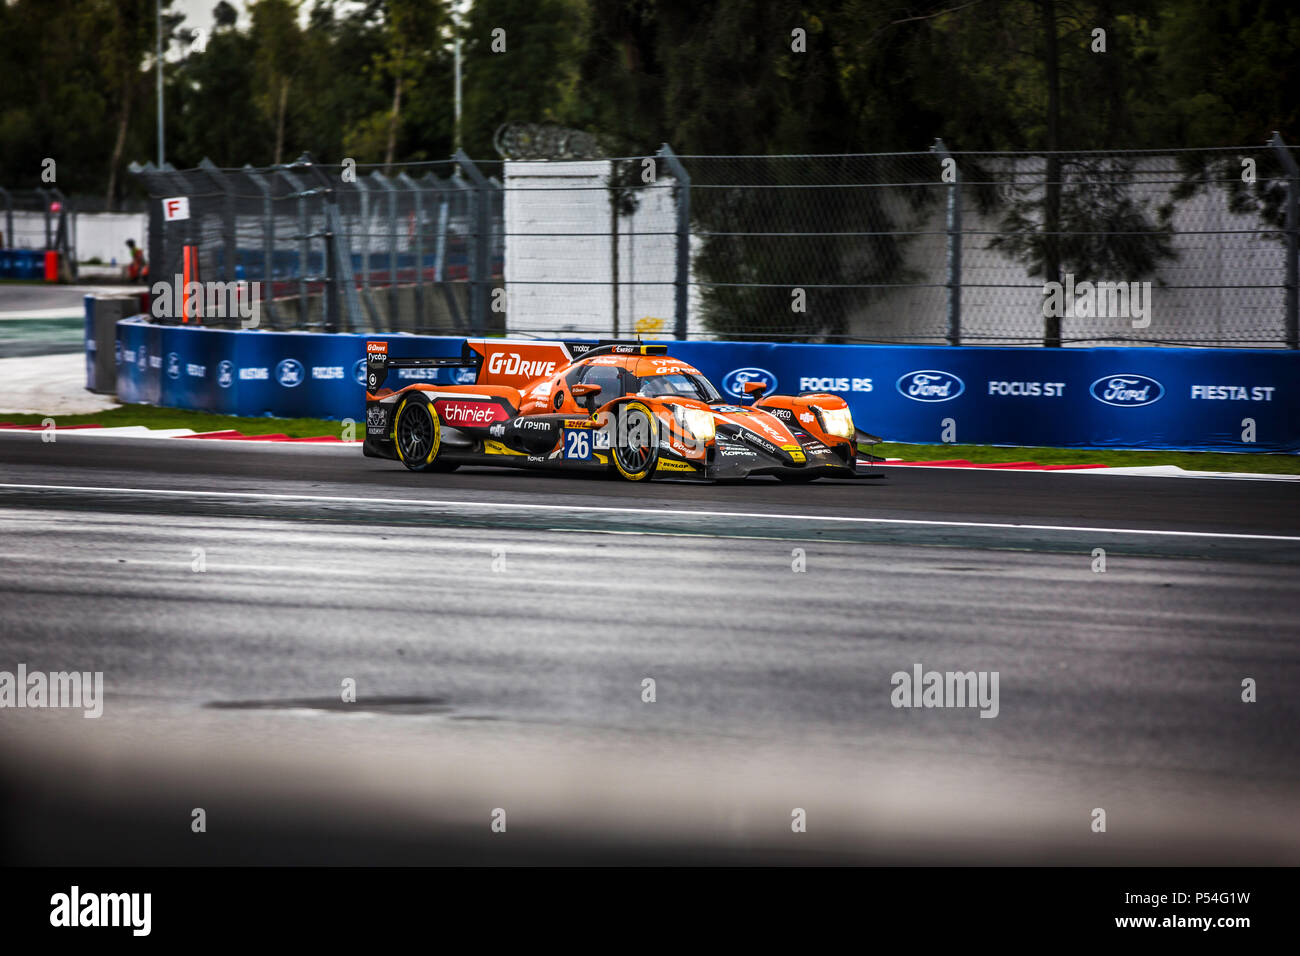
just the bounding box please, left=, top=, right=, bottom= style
left=162, top=197, right=190, bottom=222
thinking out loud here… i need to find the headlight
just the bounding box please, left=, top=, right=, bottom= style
left=674, top=406, right=716, bottom=441
left=817, top=406, right=854, bottom=439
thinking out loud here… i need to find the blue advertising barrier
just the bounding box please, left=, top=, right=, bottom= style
left=112, top=317, right=1299, bottom=452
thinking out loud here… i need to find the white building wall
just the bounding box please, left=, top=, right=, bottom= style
left=6, top=210, right=148, bottom=267
left=503, top=160, right=705, bottom=338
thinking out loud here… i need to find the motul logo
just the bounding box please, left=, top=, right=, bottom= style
left=487, top=352, right=556, bottom=379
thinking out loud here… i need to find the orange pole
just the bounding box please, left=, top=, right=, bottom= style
left=181, top=246, right=192, bottom=324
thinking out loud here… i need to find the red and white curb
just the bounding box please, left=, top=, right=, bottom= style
left=3, top=424, right=1294, bottom=480
left=0, top=423, right=355, bottom=443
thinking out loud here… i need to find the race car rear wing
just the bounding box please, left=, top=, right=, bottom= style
left=364, top=340, right=479, bottom=391
left=365, top=337, right=671, bottom=392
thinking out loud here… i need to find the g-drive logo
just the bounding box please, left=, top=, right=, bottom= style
left=897, top=370, right=964, bottom=402
left=1089, top=374, right=1164, bottom=407
left=722, top=367, right=777, bottom=399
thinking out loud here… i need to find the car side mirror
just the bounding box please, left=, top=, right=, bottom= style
left=742, top=381, right=767, bottom=399
left=571, top=383, right=602, bottom=398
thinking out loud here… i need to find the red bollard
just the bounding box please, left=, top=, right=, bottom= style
left=43, top=250, right=59, bottom=282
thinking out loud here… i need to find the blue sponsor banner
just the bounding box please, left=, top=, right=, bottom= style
left=113, top=319, right=1298, bottom=452
left=84, top=295, right=96, bottom=391
left=115, top=319, right=468, bottom=423
left=667, top=341, right=1298, bottom=453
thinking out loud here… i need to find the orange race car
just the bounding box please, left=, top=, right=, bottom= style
left=363, top=339, right=881, bottom=481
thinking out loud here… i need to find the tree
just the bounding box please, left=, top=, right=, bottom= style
left=460, top=0, right=587, bottom=160
left=250, top=0, right=303, bottom=165
left=172, top=6, right=264, bottom=166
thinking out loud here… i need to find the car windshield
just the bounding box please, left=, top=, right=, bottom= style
left=636, top=372, right=722, bottom=403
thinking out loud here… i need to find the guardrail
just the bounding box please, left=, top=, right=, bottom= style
left=105, top=311, right=1298, bottom=453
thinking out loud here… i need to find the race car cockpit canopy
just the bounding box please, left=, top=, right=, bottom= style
left=636, top=371, right=722, bottom=403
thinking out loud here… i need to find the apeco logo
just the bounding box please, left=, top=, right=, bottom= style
left=1090, top=373, right=1164, bottom=407
left=165, top=352, right=181, bottom=380
left=722, top=367, right=777, bottom=399
left=352, top=359, right=367, bottom=386
left=897, top=370, right=965, bottom=402
left=275, top=358, right=305, bottom=388
left=217, top=360, right=234, bottom=389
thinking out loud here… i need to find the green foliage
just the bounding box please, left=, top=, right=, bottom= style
left=460, top=0, right=587, bottom=159
left=0, top=0, right=1296, bottom=338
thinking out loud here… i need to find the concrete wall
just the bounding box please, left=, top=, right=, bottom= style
left=502, top=160, right=706, bottom=338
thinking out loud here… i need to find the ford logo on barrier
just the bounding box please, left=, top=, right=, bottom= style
left=352, top=359, right=367, bottom=386
left=897, top=369, right=965, bottom=402
left=454, top=366, right=477, bottom=384
left=1090, top=373, right=1164, bottom=407
left=275, top=358, right=305, bottom=388
left=722, top=367, right=778, bottom=399
left=217, top=360, right=234, bottom=389
left=165, top=352, right=181, bottom=380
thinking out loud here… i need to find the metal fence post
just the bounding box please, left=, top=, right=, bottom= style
left=1270, top=132, right=1299, bottom=349
left=370, top=171, right=399, bottom=331
left=931, top=138, right=962, bottom=346
left=0, top=187, right=12, bottom=248
left=300, top=157, right=364, bottom=334
left=36, top=187, right=52, bottom=249
left=275, top=165, right=314, bottom=329
left=351, top=176, right=381, bottom=330
left=397, top=172, right=426, bottom=330
left=454, top=149, right=490, bottom=335
left=424, top=173, right=448, bottom=284
left=656, top=144, right=690, bottom=340
left=198, top=158, right=237, bottom=289
left=428, top=171, right=467, bottom=332
left=242, top=165, right=278, bottom=329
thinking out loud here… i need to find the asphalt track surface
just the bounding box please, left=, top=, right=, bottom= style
left=1, top=432, right=1298, bottom=864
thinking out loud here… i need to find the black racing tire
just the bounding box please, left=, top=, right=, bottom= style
left=611, top=401, right=659, bottom=481
left=393, top=395, right=445, bottom=472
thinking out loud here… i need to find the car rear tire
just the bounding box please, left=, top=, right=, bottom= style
left=393, top=395, right=446, bottom=472
left=612, top=401, right=658, bottom=481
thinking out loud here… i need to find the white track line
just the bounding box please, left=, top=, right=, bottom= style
left=0, top=482, right=1297, bottom=542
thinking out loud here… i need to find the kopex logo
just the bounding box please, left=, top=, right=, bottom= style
left=1089, top=374, right=1164, bottom=407
left=275, top=358, right=305, bottom=388
left=897, top=370, right=965, bottom=402
left=722, top=367, right=778, bottom=399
